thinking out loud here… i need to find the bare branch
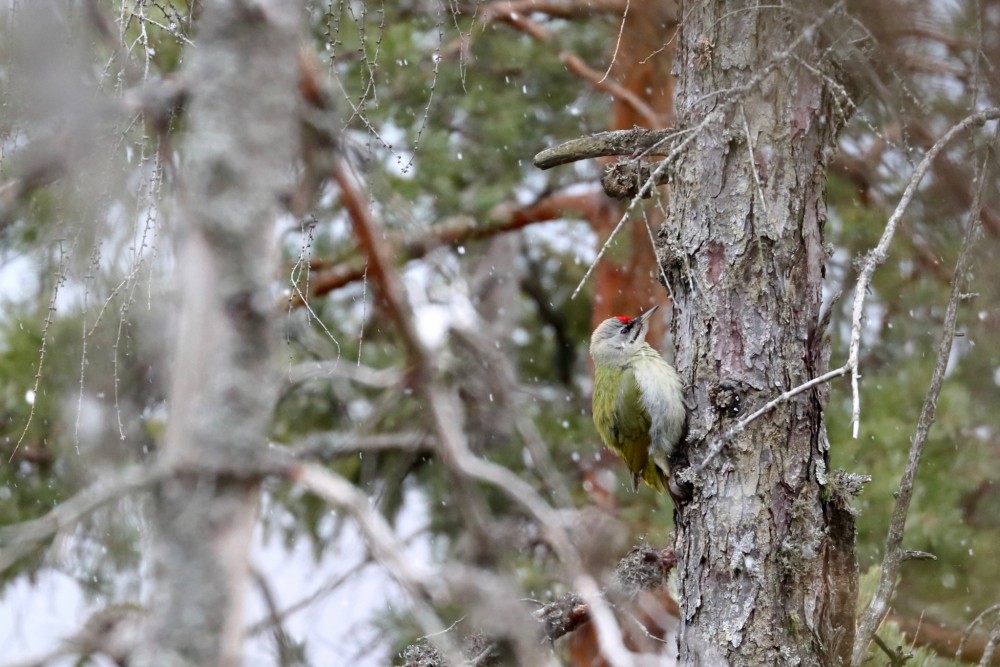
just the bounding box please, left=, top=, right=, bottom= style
left=249, top=568, right=302, bottom=667
left=291, top=463, right=467, bottom=666
left=850, top=130, right=994, bottom=667
left=402, top=546, right=678, bottom=666
left=332, top=154, right=637, bottom=667
left=533, top=128, right=675, bottom=169
left=847, top=108, right=1000, bottom=439
left=983, top=621, right=1000, bottom=667
left=0, top=463, right=172, bottom=574
left=274, top=432, right=432, bottom=460
left=246, top=527, right=428, bottom=640
left=962, top=605, right=1000, bottom=662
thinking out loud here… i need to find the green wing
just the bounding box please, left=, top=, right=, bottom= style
left=593, top=366, right=665, bottom=491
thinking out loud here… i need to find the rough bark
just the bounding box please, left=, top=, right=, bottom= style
left=662, top=3, right=857, bottom=666
left=132, top=2, right=303, bottom=665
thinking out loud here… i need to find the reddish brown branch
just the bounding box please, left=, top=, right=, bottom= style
left=559, top=51, right=663, bottom=129
left=445, top=2, right=665, bottom=130
left=286, top=189, right=602, bottom=308
left=331, top=158, right=426, bottom=363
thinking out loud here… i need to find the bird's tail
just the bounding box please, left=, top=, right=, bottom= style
left=636, top=460, right=668, bottom=493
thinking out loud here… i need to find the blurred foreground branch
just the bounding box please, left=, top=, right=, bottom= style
left=3, top=452, right=648, bottom=666
left=285, top=187, right=601, bottom=308
left=331, top=152, right=635, bottom=667
left=0, top=454, right=466, bottom=664
left=0, top=462, right=172, bottom=574
left=402, top=545, right=678, bottom=667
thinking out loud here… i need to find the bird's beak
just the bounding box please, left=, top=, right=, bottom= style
left=630, top=305, right=659, bottom=342
left=637, top=305, right=659, bottom=325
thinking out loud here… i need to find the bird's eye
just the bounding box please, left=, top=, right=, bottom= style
left=619, top=328, right=629, bottom=336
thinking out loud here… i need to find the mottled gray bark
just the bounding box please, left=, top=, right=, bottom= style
left=133, top=2, right=303, bottom=665
left=662, top=3, right=857, bottom=666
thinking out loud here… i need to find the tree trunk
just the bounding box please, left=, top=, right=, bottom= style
left=663, top=3, right=858, bottom=666
left=133, top=2, right=303, bottom=665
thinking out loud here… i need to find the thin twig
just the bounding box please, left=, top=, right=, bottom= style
left=689, top=367, right=849, bottom=476
left=847, top=108, right=1000, bottom=438
left=961, top=605, right=1000, bottom=660
left=246, top=526, right=428, bottom=639
left=597, top=0, right=629, bottom=84
left=292, top=464, right=467, bottom=666
left=9, top=238, right=73, bottom=462
left=871, top=634, right=910, bottom=667
left=249, top=568, right=301, bottom=667
left=740, top=104, right=769, bottom=223
left=982, top=620, right=1000, bottom=667
left=0, top=462, right=173, bottom=574
left=850, top=132, right=993, bottom=667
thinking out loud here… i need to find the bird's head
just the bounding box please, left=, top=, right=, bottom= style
left=589, top=306, right=658, bottom=366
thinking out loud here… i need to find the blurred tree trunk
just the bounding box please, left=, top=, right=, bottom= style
left=663, top=3, right=858, bottom=666
left=132, top=2, right=303, bottom=665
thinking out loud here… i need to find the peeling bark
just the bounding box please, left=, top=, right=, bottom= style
left=663, top=3, right=857, bottom=665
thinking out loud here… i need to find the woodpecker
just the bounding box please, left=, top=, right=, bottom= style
left=589, top=306, right=686, bottom=492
